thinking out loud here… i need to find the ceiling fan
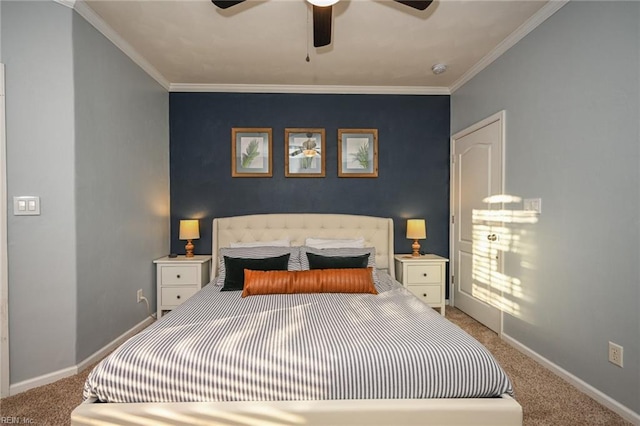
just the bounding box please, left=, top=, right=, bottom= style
left=211, top=0, right=433, bottom=48
left=290, top=133, right=321, bottom=158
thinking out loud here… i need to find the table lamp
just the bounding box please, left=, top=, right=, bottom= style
left=406, top=219, right=426, bottom=257
left=179, top=219, right=200, bottom=258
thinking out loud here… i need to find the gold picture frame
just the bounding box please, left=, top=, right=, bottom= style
left=285, top=128, right=326, bottom=177
left=231, top=128, right=273, bottom=177
left=338, top=128, right=378, bottom=178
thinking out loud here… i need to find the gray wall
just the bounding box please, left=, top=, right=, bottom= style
left=451, top=1, right=639, bottom=415
left=2, top=1, right=77, bottom=384
left=1, top=0, right=170, bottom=384
left=73, top=12, right=169, bottom=362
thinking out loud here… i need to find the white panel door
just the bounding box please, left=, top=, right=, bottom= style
left=451, top=111, right=504, bottom=333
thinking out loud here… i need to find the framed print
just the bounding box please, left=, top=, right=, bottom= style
left=231, top=128, right=272, bottom=177
left=338, top=129, right=378, bottom=177
left=285, top=128, right=326, bottom=177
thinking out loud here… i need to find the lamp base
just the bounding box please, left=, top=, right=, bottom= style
left=185, top=240, right=195, bottom=258
left=411, top=240, right=421, bottom=257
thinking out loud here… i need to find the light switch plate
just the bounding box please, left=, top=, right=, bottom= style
left=13, top=196, right=40, bottom=216
left=523, top=198, right=542, bottom=214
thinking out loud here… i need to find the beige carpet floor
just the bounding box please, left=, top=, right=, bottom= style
left=445, top=308, right=632, bottom=426
left=0, top=307, right=632, bottom=425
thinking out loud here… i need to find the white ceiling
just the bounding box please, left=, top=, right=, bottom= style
left=70, top=0, right=565, bottom=93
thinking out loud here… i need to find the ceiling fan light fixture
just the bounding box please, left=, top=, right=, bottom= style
left=431, top=63, right=448, bottom=75
left=307, top=0, right=339, bottom=7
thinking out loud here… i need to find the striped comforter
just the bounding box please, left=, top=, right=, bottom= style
left=83, top=273, right=513, bottom=403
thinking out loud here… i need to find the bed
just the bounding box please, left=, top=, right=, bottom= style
left=72, top=213, right=522, bottom=425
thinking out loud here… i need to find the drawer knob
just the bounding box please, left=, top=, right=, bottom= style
left=177, top=275, right=181, bottom=279
left=177, top=295, right=181, bottom=299
left=423, top=293, right=427, bottom=297
left=423, top=273, right=427, bottom=277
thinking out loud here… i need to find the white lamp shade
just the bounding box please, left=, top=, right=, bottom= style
left=406, top=219, right=426, bottom=240
left=307, top=0, right=339, bottom=6
left=179, top=220, right=200, bottom=240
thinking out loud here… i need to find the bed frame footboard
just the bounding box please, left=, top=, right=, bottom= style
left=71, top=395, right=522, bottom=425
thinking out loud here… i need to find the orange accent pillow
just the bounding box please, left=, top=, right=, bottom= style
left=241, top=268, right=378, bottom=298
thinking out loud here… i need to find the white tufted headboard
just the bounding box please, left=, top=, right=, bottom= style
left=212, top=213, right=395, bottom=279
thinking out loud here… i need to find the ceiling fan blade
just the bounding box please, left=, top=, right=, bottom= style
left=211, top=0, right=246, bottom=9
left=393, top=0, right=433, bottom=11
left=312, top=5, right=332, bottom=48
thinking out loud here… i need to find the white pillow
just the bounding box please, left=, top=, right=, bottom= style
left=230, top=239, right=290, bottom=248
left=305, top=237, right=365, bottom=249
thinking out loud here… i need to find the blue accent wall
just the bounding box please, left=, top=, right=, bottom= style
left=169, top=92, right=450, bottom=262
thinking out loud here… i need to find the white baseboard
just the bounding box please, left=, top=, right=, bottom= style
left=9, top=365, right=78, bottom=396
left=502, top=333, right=640, bottom=425
left=76, top=314, right=155, bottom=373
left=9, top=315, right=155, bottom=396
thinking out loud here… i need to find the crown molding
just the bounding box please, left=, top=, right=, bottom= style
left=450, top=0, right=570, bottom=93
left=53, top=0, right=76, bottom=9
left=73, top=0, right=170, bottom=91
left=169, top=83, right=450, bottom=95
left=69, top=0, right=568, bottom=96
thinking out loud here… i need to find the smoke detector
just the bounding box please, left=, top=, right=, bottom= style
left=431, top=64, right=448, bottom=75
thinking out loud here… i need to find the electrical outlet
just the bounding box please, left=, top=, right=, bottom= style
left=137, top=289, right=143, bottom=304
left=608, top=341, right=623, bottom=367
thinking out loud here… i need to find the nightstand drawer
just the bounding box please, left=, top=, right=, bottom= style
left=408, top=285, right=442, bottom=304
left=160, top=265, right=198, bottom=285
left=161, top=286, right=199, bottom=306
left=155, top=255, right=212, bottom=319
left=406, top=264, right=441, bottom=284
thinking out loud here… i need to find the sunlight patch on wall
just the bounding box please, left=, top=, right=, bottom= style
left=468, top=196, right=539, bottom=318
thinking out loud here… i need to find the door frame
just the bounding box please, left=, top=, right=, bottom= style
left=0, top=64, right=9, bottom=398
left=449, top=110, right=506, bottom=333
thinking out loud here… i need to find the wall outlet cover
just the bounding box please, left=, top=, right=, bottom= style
left=608, top=341, right=623, bottom=368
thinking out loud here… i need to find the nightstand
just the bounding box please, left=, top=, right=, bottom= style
left=153, top=255, right=211, bottom=318
left=394, top=254, right=449, bottom=316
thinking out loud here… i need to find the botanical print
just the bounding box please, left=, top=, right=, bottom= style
left=232, top=128, right=272, bottom=177
left=338, top=129, right=377, bottom=178
left=346, top=137, right=370, bottom=169
left=240, top=137, right=264, bottom=169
